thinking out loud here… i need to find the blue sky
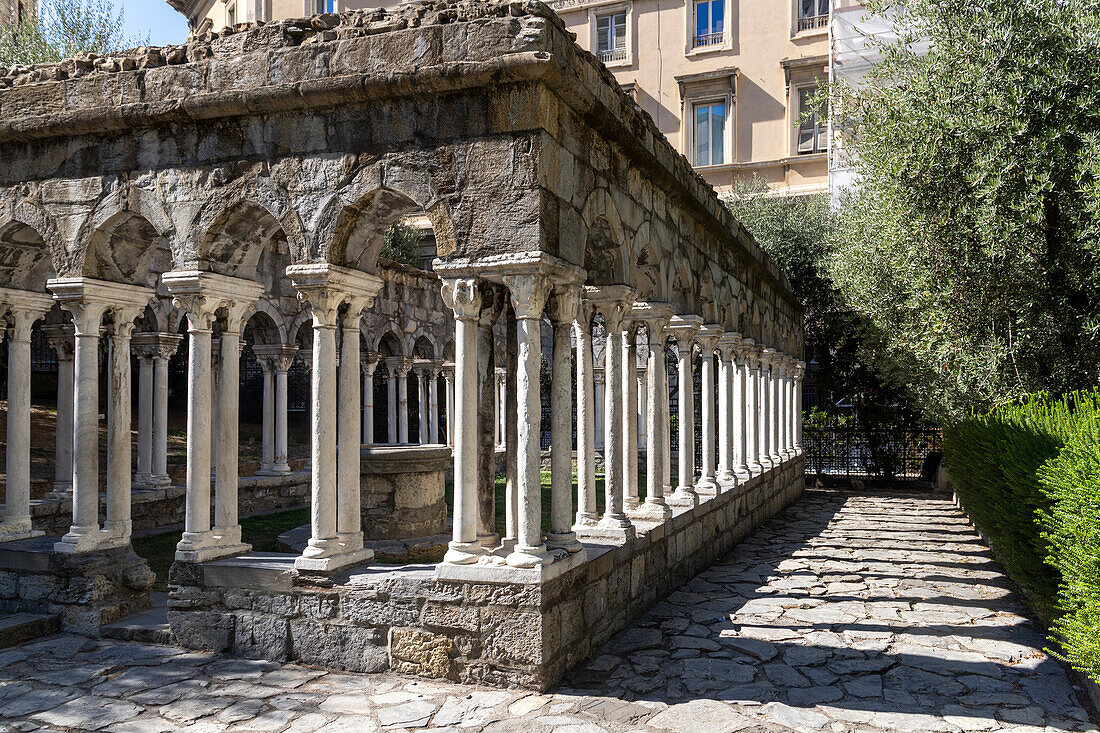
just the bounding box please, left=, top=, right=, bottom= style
left=121, top=0, right=190, bottom=47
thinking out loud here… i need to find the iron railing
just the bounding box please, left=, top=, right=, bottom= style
left=597, top=47, right=628, bottom=63
left=803, top=417, right=942, bottom=483
left=693, top=32, right=724, bottom=48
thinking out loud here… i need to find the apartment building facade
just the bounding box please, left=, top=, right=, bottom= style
left=168, top=0, right=828, bottom=196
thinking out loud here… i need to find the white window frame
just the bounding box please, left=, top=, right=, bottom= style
left=589, top=3, right=633, bottom=68
left=225, top=0, right=236, bottom=26
left=793, top=0, right=829, bottom=37
left=686, top=0, right=733, bottom=55
left=685, top=94, right=733, bottom=168
left=792, top=83, right=827, bottom=157
left=311, top=0, right=335, bottom=13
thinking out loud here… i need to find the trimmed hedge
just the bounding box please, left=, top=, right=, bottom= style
left=944, top=389, right=1100, bottom=683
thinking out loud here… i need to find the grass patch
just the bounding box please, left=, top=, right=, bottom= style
left=133, top=506, right=311, bottom=592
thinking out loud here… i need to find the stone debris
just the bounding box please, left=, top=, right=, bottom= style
left=0, top=490, right=1096, bottom=732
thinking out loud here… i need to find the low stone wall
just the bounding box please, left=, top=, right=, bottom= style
left=168, top=457, right=804, bottom=690
left=7, top=472, right=312, bottom=538
left=0, top=537, right=154, bottom=634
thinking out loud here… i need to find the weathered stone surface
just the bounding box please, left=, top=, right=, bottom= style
left=389, top=627, right=454, bottom=679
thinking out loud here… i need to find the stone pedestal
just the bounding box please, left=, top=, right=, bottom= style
left=0, top=536, right=155, bottom=635
left=360, top=444, right=451, bottom=540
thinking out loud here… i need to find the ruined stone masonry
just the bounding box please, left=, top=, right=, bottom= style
left=0, top=0, right=804, bottom=689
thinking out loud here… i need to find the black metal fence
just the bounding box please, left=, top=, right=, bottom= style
left=803, top=416, right=942, bottom=484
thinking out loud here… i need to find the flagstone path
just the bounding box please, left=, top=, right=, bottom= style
left=0, top=490, right=1095, bottom=732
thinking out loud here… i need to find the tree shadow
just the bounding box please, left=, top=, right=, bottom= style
left=559, top=489, right=1097, bottom=731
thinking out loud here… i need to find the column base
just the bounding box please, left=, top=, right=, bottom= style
left=45, top=484, right=73, bottom=500
left=769, top=453, right=783, bottom=466
left=0, top=520, right=42, bottom=543
left=103, top=519, right=132, bottom=543
left=443, top=541, right=488, bottom=565
left=476, top=532, right=501, bottom=550
left=295, top=547, right=373, bottom=572
left=578, top=515, right=636, bottom=542
left=256, top=467, right=292, bottom=477
left=624, top=496, right=641, bottom=512
left=55, top=527, right=129, bottom=554
left=213, top=525, right=244, bottom=547
left=147, top=474, right=172, bottom=487
left=747, top=461, right=763, bottom=476
left=758, top=457, right=774, bottom=471
left=572, top=512, right=599, bottom=533
left=175, top=530, right=252, bottom=563
left=505, top=544, right=553, bottom=568
left=733, top=466, right=753, bottom=482
left=133, top=473, right=153, bottom=487
left=337, top=531, right=365, bottom=554
left=695, top=477, right=719, bottom=497
left=668, top=489, right=699, bottom=508
left=627, top=500, right=672, bottom=522
left=545, top=531, right=583, bottom=554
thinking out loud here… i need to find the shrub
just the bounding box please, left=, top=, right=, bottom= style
left=1039, top=393, right=1100, bottom=683
left=945, top=389, right=1100, bottom=683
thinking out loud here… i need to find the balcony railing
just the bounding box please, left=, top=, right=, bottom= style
left=596, top=47, right=628, bottom=63
left=693, top=32, right=724, bottom=48
left=797, top=14, right=828, bottom=31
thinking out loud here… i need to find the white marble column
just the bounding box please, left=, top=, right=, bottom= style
left=593, top=289, right=635, bottom=538
left=622, top=327, right=640, bottom=510
left=547, top=287, right=582, bottom=554
left=259, top=358, right=276, bottom=471
left=442, top=278, right=485, bottom=565
left=696, top=326, right=722, bottom=495
left=428, top=366, right=440, bottom=444
left=745, top=344, right=763, bottom=475
left=637, top=364, right=647, bottom=451
left=338, top=304, right=371, bottom=557
left=397, top=360, right=410, bottom=444
left=362, top=354, right=378, bottom=445
left=105, top=316, right=139, bottom=544
left=134, top=351, right=155, bottom=485
left=778, top=358, right=791, bottom=460
left=272, top=347, right=295, bottom=473
left=503, top=274, right=553, bottom=568
left=386, top=362, right=398, bottom=443
left=164, top=272, right=259, bottom=561
left=442, top=364, right=455, bottom=446
left=495, top=367, right=506, bottom=449
left=50, top=278, right=153, bottom=553
left=0, top=293, right=52, bottom=541
left=288, top=264, right=379, bottom=571
left=793, top=361, right=805, bottom=455
left=41, top=324, right=74, bottom=499
left=733, top=340, right=754, bottom=481
left=759, top=349, right=775, bottom=470
left=669, top=316, right=702, bottom=506
left=149, top=334, right=182, bottom=486
left=633, top=303, right=673, bottom=521
left=717, top=335, right=739, bottom=485
left=416, top=367, right=428, bottom=444
left=573, top=309, right=598, bottom=529
left=593, top=368, right=605, bottom=452
left=774, top=357, right=785, bottom=461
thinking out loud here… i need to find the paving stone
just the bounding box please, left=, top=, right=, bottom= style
left=759, top=701, right=829, bottom=730
left=31, top=696, right=143, bottom=731
left=646, top=700, right=755, bottom=733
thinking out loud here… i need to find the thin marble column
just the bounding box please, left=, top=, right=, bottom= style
left=746, top=344, right=764, bottom=475
left=289, top=264, right=380, bottom=571
left=428, top=366, right=440, bottom=443
left=271, top=348, right=296, bottom=474
left=362, top=354, right=378, bottom=445
left=258, top=358, right=276, bottom=471
left=593, top=368, right=605, bottom=453
left=252, top=347, right=293, bottom=474
left=105, top=316, right=138, bottom=544
left=150, top=335, right=182, bottom=486
left=416, top=367, right=428, bottom=444
left=134, top=351, right=154, bottom=485
left=733, top=340, right=754, bottom=481
left=503, top=274, right=552, bottom=568
left=42, top=324, right=74, bottom=499
left=51, top=279, right=153, bottom=552
left=386, top=362, right=398, bottom=443
left=0, top=293, right=52, bottom=541
left=442, top=278, right=485, bottom=564
left=696, top=327, right=722, bottom=495
left=397, top=360, right=411, bottom=444
left=794, top=361, right=805, bottom=454
left=717, top=338, right=734, bottom=485
left=769, top=354, right=782, bottom=466
left=338, top=303, right=371, bottom=557
left=213, top=303, right=253, bottom=552
left=573, top=308, right=598, bottom=529
left=634, top=303, right=673, bottom=521
left=442, top=365, right=455, bottom=446
left=546, top=286, right=582, bottom=553
left=669, top=316, right=702, bottom=506
left=622, top=327, right=640, bottom=510
left=759, top=349, right=775, bottom=470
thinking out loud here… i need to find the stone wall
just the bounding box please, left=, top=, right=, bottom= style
left=168, top=457, right=803, bottom=690
left=5, top=472, right=312, bottom=538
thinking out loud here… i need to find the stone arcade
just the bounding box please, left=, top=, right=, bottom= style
left=0, top=1, right=804, bottom=689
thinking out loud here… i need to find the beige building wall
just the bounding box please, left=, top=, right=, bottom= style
left=0, top=0, right=35, bottom=28
left=170, top=0, right=827, bottom=195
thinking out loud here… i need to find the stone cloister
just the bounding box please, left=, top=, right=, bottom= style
left=0, top=1, right=803, bottom=688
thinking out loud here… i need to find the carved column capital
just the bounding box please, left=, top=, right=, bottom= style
left=441, top=278, right=482, bottom=320
left=547, top=285, right=580, bottom=325
left=502, top=273, right=552, bottom=320
left=41, top=323, right=75, bottom=360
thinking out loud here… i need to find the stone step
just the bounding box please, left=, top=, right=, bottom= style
left=0, top=611, right=60, bottom=649
left=101, top=593, right=173, bottom=646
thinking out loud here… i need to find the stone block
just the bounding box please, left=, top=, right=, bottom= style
left=168, top=610, right=234, bottom=652
left=289, top=621, right=388, bottom=673
left=342, top=595, right=419, bottom=628
left=482, top=607, right=543, bottom=666
left=390, top=626, right=455, bottom=679
left=233, top=613, right=289, bottom=661
left=421, top=602, right=479, bottom=632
